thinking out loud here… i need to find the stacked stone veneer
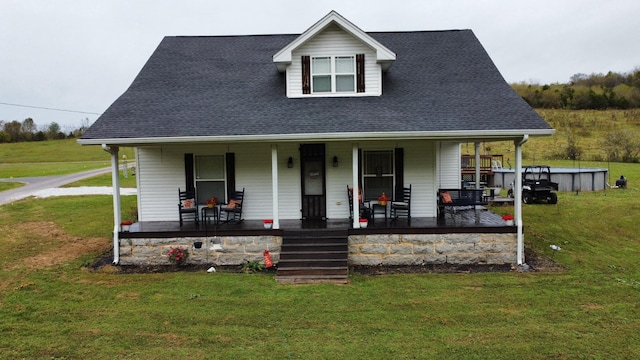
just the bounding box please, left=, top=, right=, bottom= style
left=118, top=235, right=281, bottom=266
left=348, top=233, right=517, bottom=266
left=119, top=233, right=515, bottom=266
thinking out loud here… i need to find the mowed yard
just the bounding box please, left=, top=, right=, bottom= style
left=1, top=153, right=639, bottom=358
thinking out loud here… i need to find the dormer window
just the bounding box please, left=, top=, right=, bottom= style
left=302, top=54, right=365, bottom=95
left=312, top=56, right=355, bottom=93
left=273, top=11, right=396, bottom=98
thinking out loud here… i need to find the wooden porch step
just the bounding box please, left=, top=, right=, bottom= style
left=277, top=267, right=348, bottom=276
left=277, top=229, right=349, bottom=284
left=276, top=274, right=349, bottom=285
left=281, top=244, right=347, bottom=253
left=277, top=259, right=348, bottom=268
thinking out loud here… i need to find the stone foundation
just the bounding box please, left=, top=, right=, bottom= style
left=118, top=233, right=515, bottom=266
left=118, top=235, right=281, bottom=266
left=348, top=233, right=517, bottom=266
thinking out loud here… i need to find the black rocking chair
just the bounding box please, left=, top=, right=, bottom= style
left=178, top=188, right=198, bottom=226
left=391, top=185, right=412, bottom=221
left=219, top=188, right=245, bottom=223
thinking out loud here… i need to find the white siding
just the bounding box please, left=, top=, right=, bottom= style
left=437, top=141, right=462, bottom=189
left=403, top=141, right=437, bottom=217
left=325, top=142, right=356, bottom=219
left=287, top=23, right=381, bottom=97
left=137, top=145, right=190, bottom=222
left=276, top=143, right=302, bottom=219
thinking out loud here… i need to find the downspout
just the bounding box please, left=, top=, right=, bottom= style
left=515, top=135, right=528, bottom=265
left=103, top=144, right=121, bottom=265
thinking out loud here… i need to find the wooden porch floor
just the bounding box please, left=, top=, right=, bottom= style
left=121, top=208, right=515, bottom=238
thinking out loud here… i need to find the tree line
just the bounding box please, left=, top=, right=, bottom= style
left=512, top=68, right=640, bottom=109
left=0, top=118, right=88, bottom=143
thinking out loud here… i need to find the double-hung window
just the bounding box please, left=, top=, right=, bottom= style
left=195, top=155, right=226, bottom=204
left=312, top=56, right=355, bottom=93
left=362, top=150, right=394, bottom=201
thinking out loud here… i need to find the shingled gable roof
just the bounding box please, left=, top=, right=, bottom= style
left=273, top=10, right=396, bottom=72
left=80, top=27, right=553, bottom=145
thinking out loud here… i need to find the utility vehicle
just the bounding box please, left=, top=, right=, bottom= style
left=508, top=165, right=559, bottom=204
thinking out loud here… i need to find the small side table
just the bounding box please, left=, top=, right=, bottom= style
left=201, top=206, right=219, bottom=224
left=372, top=203, right=388, bottom=220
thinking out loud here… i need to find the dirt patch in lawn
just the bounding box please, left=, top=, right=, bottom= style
left=4, top=221, right=110, bottom=270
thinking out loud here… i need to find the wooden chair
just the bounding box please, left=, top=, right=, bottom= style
left=178, top=188, right=198, bottom=226
left=219, top=188, right=245, bottom=223
left=347, top=186, right=370, bottom=220
left=391, top=185, right=412, bottom=221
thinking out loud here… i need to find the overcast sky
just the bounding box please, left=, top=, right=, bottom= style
left=1, top=0, right=639, bottom=130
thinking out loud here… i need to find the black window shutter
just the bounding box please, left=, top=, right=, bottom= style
left=302, top=55, right=311, bottom=94
left=225, top=152, right=236, bottom=201
left=356, top=54, right=365, bottom=93
left=394, top=148, right=404, bottom=201
left=184, top=153, right=195, bottom=192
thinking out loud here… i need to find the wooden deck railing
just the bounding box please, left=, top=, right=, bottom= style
left=461, top=154, right=504, bottom=173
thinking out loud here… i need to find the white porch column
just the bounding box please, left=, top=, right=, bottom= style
left=514, top=135, right=528, bottom=265
left=271, top=145, right=280, bottom=229
left=103, top=144, right=121, bottom=264
left=475, top=142, right=481, bottom=189
left=352, top=143, right=360, bottom=229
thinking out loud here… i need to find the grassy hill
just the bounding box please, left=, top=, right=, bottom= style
left=0, top=138, right=134, bottom=163
left=466, top=109, right=640, bottom=163
left=0, top=139, right=135, bottom=178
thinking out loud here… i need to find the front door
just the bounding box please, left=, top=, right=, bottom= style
left=300, top=144, right=326, bottom=220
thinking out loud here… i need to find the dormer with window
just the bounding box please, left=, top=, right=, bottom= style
left=273, top=11, right=396, bottom=98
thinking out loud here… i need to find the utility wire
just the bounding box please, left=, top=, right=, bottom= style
left=0, top=101, right=101, bottom=115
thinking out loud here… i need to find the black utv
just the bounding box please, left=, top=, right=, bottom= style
left=508, top=165, right=559, bottom=204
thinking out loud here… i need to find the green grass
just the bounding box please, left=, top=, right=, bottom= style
left=0, top=181, right=23, bottom=191
left=0, top=139, right=135, bottom=178
left=465, top=109, right=640, bottom=162
left=1, top=167, right=640, bottom=358
left=64, top=172, right=138, bottom=188
left=0, top=138, right=135, bottom=163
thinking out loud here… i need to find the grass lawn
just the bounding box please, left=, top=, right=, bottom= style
left=1, top=166, right=640, bottom=358
left=0, top=139, right=135, bottom=178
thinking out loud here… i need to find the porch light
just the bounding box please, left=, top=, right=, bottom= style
left=287, top=157, right=293, bottom=168
left=332, top=156, right=339, bottom=167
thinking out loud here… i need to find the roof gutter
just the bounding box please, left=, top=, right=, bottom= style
left=79, top=129, right=555, bottom=146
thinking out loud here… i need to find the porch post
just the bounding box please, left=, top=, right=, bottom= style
left=514, top=135, right=528, bottom=265
left=271, top=145, right=280, bottom=229
left=352, top=143, right=359, bottom=229
left=474, top=142, right=481, bottom=189
left=103, top=144, right=121, bottom=265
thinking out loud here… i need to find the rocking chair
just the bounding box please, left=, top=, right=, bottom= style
left=219, top=188, right=245, bottom=223
left=178, top=188, right=198, bottom=226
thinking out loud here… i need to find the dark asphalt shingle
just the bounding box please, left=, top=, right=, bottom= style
left=81, top=30, right=551, bottom=141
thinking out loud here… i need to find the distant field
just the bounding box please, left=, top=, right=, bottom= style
left=465, top=109, right=640, bottom=162
left=0, top=138, right=134, bottom=163
left=0, top=139, right=135, bottom=179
